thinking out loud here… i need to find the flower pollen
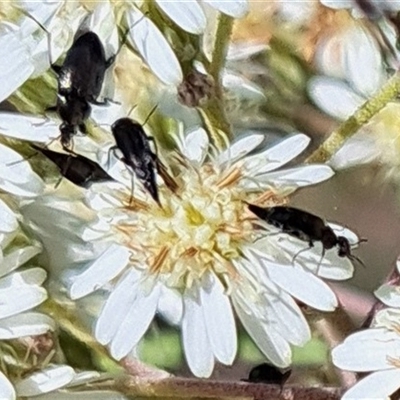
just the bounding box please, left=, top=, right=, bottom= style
left=114, top=159, right=268, bottom=290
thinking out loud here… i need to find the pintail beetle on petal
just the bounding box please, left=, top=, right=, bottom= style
left=32, top=144, right=113, bottom=188
left=110, top=118, right=178, bottom=205
left=247, top=204, right=365, bottom=266
left=49, top=30, right=116, bottom=151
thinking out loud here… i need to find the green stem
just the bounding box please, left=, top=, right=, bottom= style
left=202, top=13, right=234, bottom=149
left=40, top=299, right=111, bottom=361
left=209, top=14, right=233, bottom=82
left=306, top=70, right=400, bottom=164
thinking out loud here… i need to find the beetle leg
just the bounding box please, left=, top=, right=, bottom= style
left=45, top=105, right=58, bottom=113
left=105, top=54, right=116, bottom=69
left=91, top=97, right=120, bottom=106
left=51, top=65, right=61, bottom=75
left=79, top=123, right=87, bottom=134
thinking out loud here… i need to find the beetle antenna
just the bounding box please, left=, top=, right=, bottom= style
left=18, top=8, right=54, bottom=68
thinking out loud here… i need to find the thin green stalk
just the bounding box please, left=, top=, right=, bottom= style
left=209, top=14, right=233, bottom=82
left=202, top=13, right=234, bottom=149
left=306, top=70, right=400, bottom=164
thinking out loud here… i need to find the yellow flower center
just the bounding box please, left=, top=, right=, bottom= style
left=115, top=162, right=256, bottom=289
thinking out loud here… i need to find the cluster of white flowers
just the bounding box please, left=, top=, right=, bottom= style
left=315, top=2, right=400, bottom=399
left=0, top=140, right=126, bottom=398
left=1, top=0, right=393, bottom=398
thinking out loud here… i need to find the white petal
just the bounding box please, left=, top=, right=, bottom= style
left=222, top=71, right=265, bottom=102
left=0, top=200, right=18, bottom=233
left=0, top=268, right=46, bottom=289
left=0, top=144, right=44, bottom=197
left=0, top=246, right=42, bottom=277
left=18, top=1, right=62, bottom=26
left=201, top=273, right=237, bottom=364
left=233, top=295, right=291, bottom=367
left=314, top=35, right=348, bottom=79
left=308, top=76, right=364, bottom=120
left=332, top=328, right=400, bottom=371
left=0, top=286, right=47, bottom=320
left=182, top=127, right=209, bottom=165
left=0, top=25, right=34, bottom=102
left=277, top=1, right=316, bottom=24
left=15, top=365, right=75, bottom=396
left=374, top=308, right=400, bottom=329
left=0, top=113, right=59, bottom=142
left=0, top=312, right=55, bottom=339
left=95, top=270, right=141, bottom=345
left=247, top=165, right=334, bottom=190
left=87, top=0, right=119, bottom=56
left=375, top=284, right=400, bottom=307
left=242, top=133, right=310, bottom=175
left=218, top=133, right=264, bottom=167
left=272, top=235, right=354, bottom=280
left=342, top=370, right=400, bottom=400
left=68, top=371, right=100, bottom=387
left=0, top=371, right=15, bottom=400
left=264, top=262, right=338, bottom=311
left=69, top=244, right=130, bottom=300
left=227, top=42, right=268, bottom=61
left=29, top=4, right=88, bottom=77
left=110, top=283, right=160, bottom=360
left=126, top=7, right=183, bottom=85
left=320, top=0, right=353, bottom=9
left=156, top=1, right=206, bottom=34
left=329, top=223, right=360, bottom=245
left=157, top=287, right=183, bottom=326
left=329, top=131, right=379, bottom=169
left=203, top=0, right=249, bottom=18
left=266, top=289, right=311, bottom=346
left=182, top=286, right=214, bottom=378
left=344, top=26, right=384, bottom=97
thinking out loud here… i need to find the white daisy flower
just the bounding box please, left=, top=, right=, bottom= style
left=332, top=259, right=400, bottom=399
left=23, top=126, right=357, bottom=378
left=332, top=266, right=400, bottom=400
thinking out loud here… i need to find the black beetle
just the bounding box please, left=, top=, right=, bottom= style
left=32, top=144, right=113, bottom=188
left=243, top=363, right=292, bottom=386
left=50, top=30, right=116, bottom=150
left=110, top=118, right=178, bottom=205
left=247, top=204, right=365, bottom=265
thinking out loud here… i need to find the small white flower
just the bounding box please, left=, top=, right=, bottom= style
left=310, top=25, right=385, bottom=120
left=332, top=309, right=400, bottom=399
left=0, top=210, right=53, bottom=398
left=332, top=259, right=400, bottom=400
left=308, top=24, right=386, bottom=169
left=24, top=127, right=357, bottom=377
